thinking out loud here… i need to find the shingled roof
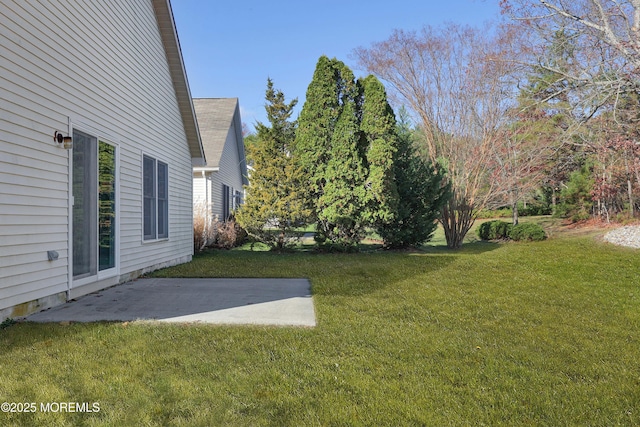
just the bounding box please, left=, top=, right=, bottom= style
left=193, top=98, right=247, bottom=183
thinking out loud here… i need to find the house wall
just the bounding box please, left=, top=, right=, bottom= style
left=210, top=120, right=244, bottom=220
left=0, top=0, right=195, bottom=317
left=193, top=172, right=212, bottom=218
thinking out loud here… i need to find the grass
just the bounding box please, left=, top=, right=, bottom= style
left=1, top=219, right=640, bottom=425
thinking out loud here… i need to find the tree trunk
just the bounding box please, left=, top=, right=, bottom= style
left=628, top=179, right=634, bottom=217
left=440, top=194, right=474, bottom=249
left=512, top=202, right=519, bottom=226
left=277, top=229, right=285, bottom=251
left=510, top=188, right=519, bottom=226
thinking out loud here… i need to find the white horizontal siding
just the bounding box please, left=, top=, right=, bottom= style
left=1, top=283, right=67, bottom=313
left=215, top=120, right=244, bottom=218
left=222, top=128, right=244, bottom=190
left=209, top=173, right=223, bottom=220
left=193, top=174, right=207, bottom=205
left=0, top=0, right=196, bottom=313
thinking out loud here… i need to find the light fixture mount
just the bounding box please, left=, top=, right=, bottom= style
left=54, top=131, right=73, bottom=149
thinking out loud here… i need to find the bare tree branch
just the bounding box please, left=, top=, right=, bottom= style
left=353, top=23, right=522, bottom=247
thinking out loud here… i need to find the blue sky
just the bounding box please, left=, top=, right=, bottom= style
left=171, top=0, right=501, bottom=132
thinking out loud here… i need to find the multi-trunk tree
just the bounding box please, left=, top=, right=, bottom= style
left=354, top=24, right=520, bottom=248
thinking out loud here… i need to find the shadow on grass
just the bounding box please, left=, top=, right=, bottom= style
left=0, top=321, right=109, bottom=360
left=156, top=238, right=503, bottom=300
left=301, top=251, right=461, bottom=297
left=421, top=240, right=502, bottom=255
left=158, top=246, right=462, bottom=298
left=314, top=241, right=502, bottom=296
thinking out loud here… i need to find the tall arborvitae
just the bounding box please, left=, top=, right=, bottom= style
left=297, top=56, right=443, bottom=249
left=295, top=56, right=365, bottom=247
left=360, top=75, right=399, bottom=226
left=235, top=79, right=310, bottom=250
left=377, top=108, right=449, bottom=248
left=318, top=100, right=368, bottom=248
left=295, top=56, right=341, bottom=220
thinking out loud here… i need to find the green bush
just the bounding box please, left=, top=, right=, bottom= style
left=477, top=220, right=513, bottom=240
left=508, top=223, right=547, bottom=242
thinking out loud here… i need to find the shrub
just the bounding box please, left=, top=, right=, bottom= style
left=194, top=214, right=207, bottom=252
left=477, top=220, right=512, bottom=241
left=212, top=218, right=247, bottom=249
left=193, top=205, right=247, bottom=252
left=194, top=203, right=218, bottom=252
left=519, top=202, right=552, bottom=216
left=508, top=223, right=547, bottom=242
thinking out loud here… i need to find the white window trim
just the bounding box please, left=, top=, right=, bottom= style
left=141, top=152, right=170, bottom=243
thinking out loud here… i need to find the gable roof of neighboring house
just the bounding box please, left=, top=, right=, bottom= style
left=193, top=98, right=248, bottom=185
left=152, top=0, right=205, bottom=165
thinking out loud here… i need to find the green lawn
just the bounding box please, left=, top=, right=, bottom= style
left=1, top=222, right=639, bottom=426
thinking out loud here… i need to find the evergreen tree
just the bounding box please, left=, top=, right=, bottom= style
left=317, top=101, right=368, bottom=249
left=295, top=56, right=342, bottom=219
left=377, top=108, right=449, bottom=248
left=235, top=79, right=310, bottom=251
left=295, top=56, right=366, bottom=247
left=297, top=56, right=434, bottom=250
left=516, top=29, right=583, bottom=218
left=243, top=133, right=259, bottom=167
left=360, top=75, right=399, bottom=226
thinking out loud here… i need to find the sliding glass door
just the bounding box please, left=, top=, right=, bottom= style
left=73, top=130, right=117, bottom=280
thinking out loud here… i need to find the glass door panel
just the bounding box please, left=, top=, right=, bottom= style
left=98, top=141, right=116, bottom=271
left=72, top=131, right=117, bottom=280
left=73, top=130, right=97, bottom=279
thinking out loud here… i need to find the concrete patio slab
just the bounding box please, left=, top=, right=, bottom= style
left=26, top=278, right=316, bottom=327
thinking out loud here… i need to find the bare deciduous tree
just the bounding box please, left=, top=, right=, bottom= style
left=354, top=23, right=520, bottom=248
left=503, top=1, right=640, bottom=221
left=489, top=108, right=558, bottom=225
left=501, top=0, right=640, bottom=119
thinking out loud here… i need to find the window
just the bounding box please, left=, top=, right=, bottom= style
left=222, top=184, right=231, bottom=221
left=233, top=190, right=242, bottom=210
left=222, top=185, right=243, bottom=221
left=143, top=155, right=168, bottom=240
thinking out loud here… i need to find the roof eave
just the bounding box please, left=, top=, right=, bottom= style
left=232, top=101, right=249, bottom=185
left=152, top=0, right=206, bottom=166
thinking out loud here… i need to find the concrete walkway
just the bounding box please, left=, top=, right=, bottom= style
left=26, top=278, right=316, bottom=327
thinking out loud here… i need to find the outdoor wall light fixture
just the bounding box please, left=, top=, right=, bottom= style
left=54, top=131, right=73, bottom=150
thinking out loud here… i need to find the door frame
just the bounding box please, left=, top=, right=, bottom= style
left=67, top=118, right=121, bottom=293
